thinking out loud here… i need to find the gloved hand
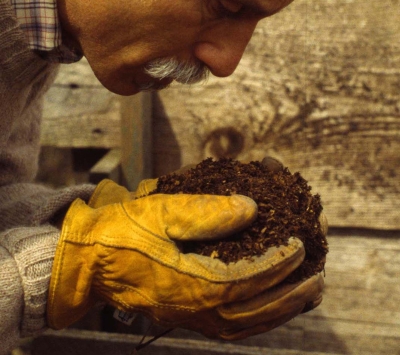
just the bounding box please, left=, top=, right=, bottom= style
left=47, top=190, right=322, bottom=339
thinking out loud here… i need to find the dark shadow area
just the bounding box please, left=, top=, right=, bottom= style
left=36, top=147, right=108, bottom=187
left=328, top=227, right=400, bottom=239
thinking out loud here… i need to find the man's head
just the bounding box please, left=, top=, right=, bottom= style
left=58, top=0, right=294, bottom=95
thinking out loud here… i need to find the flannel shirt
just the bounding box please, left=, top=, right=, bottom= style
left=10, top=0, right=82, bottom=63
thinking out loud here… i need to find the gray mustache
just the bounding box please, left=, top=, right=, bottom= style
left=144, top=57, right=209, bottom=85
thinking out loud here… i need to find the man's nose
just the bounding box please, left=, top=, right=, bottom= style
left=194, top=19, right=258, bottom=77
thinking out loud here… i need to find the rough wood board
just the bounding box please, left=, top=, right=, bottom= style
left=40, top=110, right=122, bottom=148
left=153, top=0, right=400, bottom=229
left=41, top=59, right=121, bottom=148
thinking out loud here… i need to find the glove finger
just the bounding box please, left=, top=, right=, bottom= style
left=219, top=306, right=304, bottom=340
left=173, top=237, right=305, bottom=287
left=301, top=294, right=323, bottom=314
left=133, top=178, right=158, bottom=198
left=217, top=273, right=324, bottom=329
left=137, top=194, right=258, bottom=241
left=219, top=286, right=324, bottom=340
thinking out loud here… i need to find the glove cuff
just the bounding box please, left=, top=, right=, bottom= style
left=47, top=199, right=97, bottom=329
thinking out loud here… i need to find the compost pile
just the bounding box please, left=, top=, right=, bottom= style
left=152, top=158, right=328, bottom=283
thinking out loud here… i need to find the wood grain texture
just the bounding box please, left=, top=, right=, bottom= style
left=153, top=0, right=400, bottom=229
left=41, top=59, right=121, bottom=148
left=40, top=110, right=122, bottom=148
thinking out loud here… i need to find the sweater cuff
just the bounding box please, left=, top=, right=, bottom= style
left=1, top=225, right=59, bottom=337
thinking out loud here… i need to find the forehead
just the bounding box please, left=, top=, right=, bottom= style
left=238, top=0, right=295, bottom=16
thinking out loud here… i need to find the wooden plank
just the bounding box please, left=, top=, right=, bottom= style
left=42, top=58, right=122, bottom=149
left=226, top=317, right=400, bottom=355
left=31, top=329, right=346, bottom=355
left=316, top=231, right=400, bottom=331
left=40, top=109, right=122, bottom=149
left=318, top=285, right=400, bottom=326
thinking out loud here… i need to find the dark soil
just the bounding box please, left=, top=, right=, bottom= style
left=151, top=158, right=328, bottom=283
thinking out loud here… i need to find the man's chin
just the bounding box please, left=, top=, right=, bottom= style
left=92, top=78, right=138, bottom=96
left=104, top=78, right=173, bottom=96
left=91, top=72, right=171, bottom=96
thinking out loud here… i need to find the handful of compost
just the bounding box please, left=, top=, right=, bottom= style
left=152, top=157, right=329, bottom=283
left=48, top=158, right=326, bottom=342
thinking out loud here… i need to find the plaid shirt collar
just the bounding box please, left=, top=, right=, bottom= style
left=10, top=0, right=82, bottom=63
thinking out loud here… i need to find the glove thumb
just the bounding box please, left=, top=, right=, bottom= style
left=127, top=194, right=258, bottom=242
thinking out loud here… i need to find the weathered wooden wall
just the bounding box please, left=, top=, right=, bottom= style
left=42, top=60, right=121, bottom=149
left=153, top=0, right=400, bottom=230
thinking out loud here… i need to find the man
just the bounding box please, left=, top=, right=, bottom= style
left=0, top=0, right=325, bottom=353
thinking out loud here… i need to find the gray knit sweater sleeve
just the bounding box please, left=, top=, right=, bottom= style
left=0, top=184, right=94, bottom=343
left=0, top=1, right=97, bottom=353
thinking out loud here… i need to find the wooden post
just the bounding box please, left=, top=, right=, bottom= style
left=119, top=92, right=153, bottom=191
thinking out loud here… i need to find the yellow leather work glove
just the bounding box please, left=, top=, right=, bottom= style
left=47, top=193, right=322, bottom=339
